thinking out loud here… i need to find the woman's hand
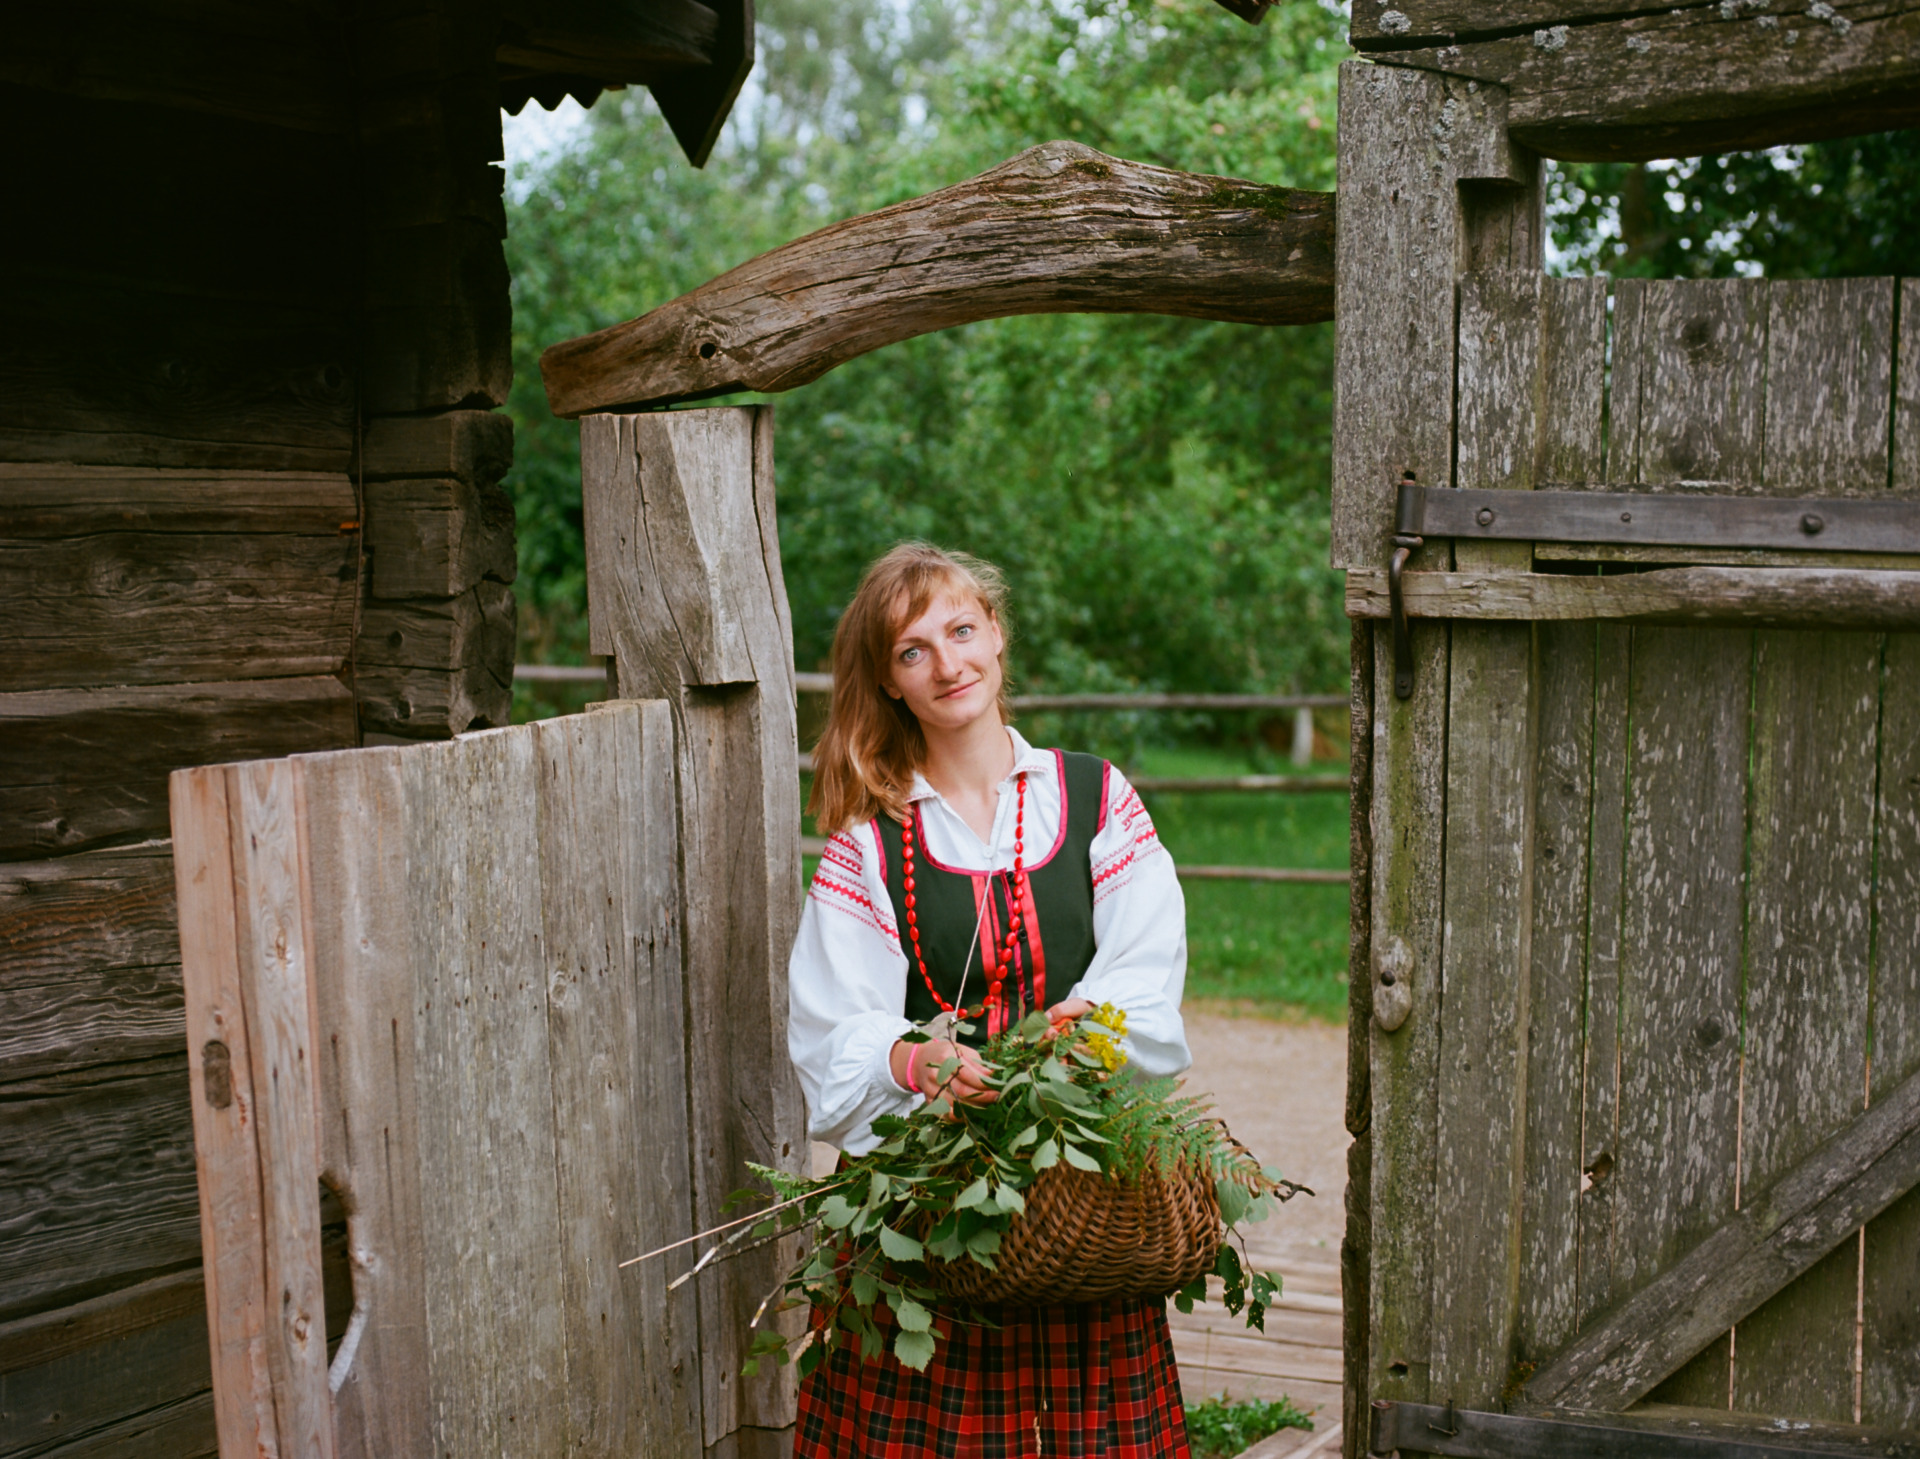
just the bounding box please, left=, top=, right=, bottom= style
left=1043, top=997, right=1095, bottom=1037
left=891, top=1037, right=998, bottom=1105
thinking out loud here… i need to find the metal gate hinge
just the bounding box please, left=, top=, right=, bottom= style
left=1388, top=472, right=1423, bottom=700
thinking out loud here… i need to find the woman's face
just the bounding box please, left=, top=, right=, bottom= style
left=883, top=590, right=1004, bottom=734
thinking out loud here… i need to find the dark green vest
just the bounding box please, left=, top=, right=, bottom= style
left=874, top=750, right=1107, bottom=1048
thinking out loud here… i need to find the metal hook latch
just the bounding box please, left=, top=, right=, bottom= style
left=1388, top=472, right=1423, bottom=699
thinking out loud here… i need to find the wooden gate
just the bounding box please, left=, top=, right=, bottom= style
left=1333, top=60, right=1920, bottom=1459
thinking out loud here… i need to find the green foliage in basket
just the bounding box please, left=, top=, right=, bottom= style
left=733, top=1004, right=1305, bottom=1377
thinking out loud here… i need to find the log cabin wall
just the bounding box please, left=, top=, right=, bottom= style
left=0, top=5, right=521, bottom=1452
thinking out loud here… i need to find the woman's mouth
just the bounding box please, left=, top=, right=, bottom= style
left=936, top=680, right=979, bottom=701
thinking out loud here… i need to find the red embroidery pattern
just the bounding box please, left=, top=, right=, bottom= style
left=809, top=831, right=899, bottom=944
left=1092, top=782, right=1161, bottom=906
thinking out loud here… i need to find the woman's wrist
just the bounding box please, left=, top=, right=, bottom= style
left=889, top=1038, right=922, bottom=1095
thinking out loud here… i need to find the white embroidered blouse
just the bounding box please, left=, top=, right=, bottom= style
left=788, top=725, right=1191, bottom=1154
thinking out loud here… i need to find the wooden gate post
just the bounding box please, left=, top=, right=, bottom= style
left=580, top=405, right=806, bottom=1456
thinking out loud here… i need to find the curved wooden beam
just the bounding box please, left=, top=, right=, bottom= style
left=539, top=140, right=1335, bottom=418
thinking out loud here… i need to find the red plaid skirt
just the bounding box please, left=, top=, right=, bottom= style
left=793, top=1296, right=1190, bottom=1458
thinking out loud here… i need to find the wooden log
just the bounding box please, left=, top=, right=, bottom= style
left=363, top=477, right=515, bottom=598
left=1898, top=280, right=1920, bottom=497
left=0, top=1271, right=213, bottom=1456
left=581, top=406, right=805, bottom=1445
left=361, top=410, right=514, bottom=488
left=540, top=141, right=1334, bottom=417
left=1330, top=61, right=1534, bottom=569
left=1344, top=565, right=1920, bottom=627
left=1370, top=2, right=1920, bottom=163
left=1349, top=0, right=1656, bottom=46
left=0, top=1060, right=201, bottom=1325
left=355, top=583, right=515, bottom=738
left=0, top=465, right=358, bottom=692
left=0, top=676, right=357, bottom=860
left=1522, top=1063, right=1920, bottom=1410
left=0, top=841, right=176, bottom=988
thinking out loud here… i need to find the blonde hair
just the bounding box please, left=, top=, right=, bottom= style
left=808, top=543, right=1013, bottom=832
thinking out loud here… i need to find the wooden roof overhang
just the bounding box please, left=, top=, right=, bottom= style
left=499, top=0, right=753, bottom=166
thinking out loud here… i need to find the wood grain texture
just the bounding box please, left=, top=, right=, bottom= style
left=1, top=676, right=356, bottom=860
left=0, top=1298, right=211, bottom=1456
left=1349, top=0, right=1656, bottom=45
left=1864, top=632, right=1920, bottom=1426
left=0, top=843, right=181, bottom=1082
left=582, top=407, right=805, bottom=1443
left=1729, top=631, right=1879, bottom=1418
left=1331, top=62, right=1534, bottom=569
left=294, top=747, right=431, bottom=1459
left=0, top=466, right=357, bottom=692
left=1898, top=280, right=1920, bottom=497
left=361, top=410, right=513, bottom=489
left=1764, top=279, right=1895, bottom=499
left=355, top=583, right=515, bottom=739
left=1367, top=619, right=1450, bottom=1407
left=1372, top=2, right=1920, bottom=163
left=170, top=765, right=277, bottom=1456
left=1430, top=622, right=1539, bottom=1408
left=1344, top=621, right=1375, bottom=1459
left=539, top=141, right=1333, bottom=416
left=1618, top=627, right=1752, bottom=1406
left=362, top=476, right=515, bottom=599
left=535, top=705, right=704, bottom=1454
left=404, top=729, right=566, bottom=1458
left=1576, top=624, right=1632, bottom=1335
left=1344, top=565, right=1920, bottom=626
left=1524, top=1062, right=1920, bottom=1410
left=0, top=1061, right=200, bottom=1328
left=227, top=760, right=334, bottom=1458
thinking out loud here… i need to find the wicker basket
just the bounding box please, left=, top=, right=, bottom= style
left=924, top=1163, right=1223, bottom=1308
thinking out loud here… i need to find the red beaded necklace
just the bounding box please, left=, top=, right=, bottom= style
left=901, top=771, right=1028, bottom=1026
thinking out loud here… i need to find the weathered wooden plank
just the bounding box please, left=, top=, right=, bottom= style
left=1615, top=627, right=1752, bottom=1405
left=1455, top=270, right=1544, bottom=574
left=1509, top=623, right=1594, bottom=1372
left=1388, top=1398, right=1920, bottom=1459
left=0, top=1062, right=200, bottom=1325
left=1345, top=622, right=1375, bottom=1459
left=1729, top=632, right=1880, bottom=1417
left=0, top=1268, right=202, bottom=1375
left=293, top=746, right=431, bottom=1459
left=534, top=705, right=703, bottom=1455
left=539, top=141, right=1333, bottom=417
left=1576, top=624, right=1632, bottom=1334
left=1344, top=566, right=1920, bottom=627
left=1898, top=280, right=1920, bottom=497
left=223, top=760, right=333, bottom=1458
left=1523, top=1061, right=1920, bottom=1411
left=1349, top=1, right=1649, bottom=46
left=1637, top=280, right=1771, bottom=492
left=24, top=1390, right=218, bottom=1459
left=1429, top=622, right=1538, bottom=1407
left=1, top=677, right=357, bottom=860
left=1863, top=631, right=1920, bottom=1426
left=404, top=730, right=566, bottom=1457
left=1366, top=618, right=1450, bottom=1407
left=1732, top=286, right=1890, bottom=1417
left=1372, top=3, right=1920, bottom=164
left=170, top=764, right=276, bottom=1454
left=1330, top=62, right=1533, bottom=569
left=582, top=407, right=805, bottom=1443
left=363, top=476, right=515, bottom=598
left=1763, top=279, right=1896, bottom=500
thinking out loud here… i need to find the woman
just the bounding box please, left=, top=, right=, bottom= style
left=788, top=541, right=1194, bottom=1457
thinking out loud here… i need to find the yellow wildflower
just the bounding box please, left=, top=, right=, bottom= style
left=1090, top=1002, right=1128, bottom=1037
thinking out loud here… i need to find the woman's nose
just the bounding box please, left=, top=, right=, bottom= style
left=931, top=642, right=962, bottom=677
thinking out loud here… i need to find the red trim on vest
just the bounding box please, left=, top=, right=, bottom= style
left=908, top=750, right=1072, bottom=875
left=1097, top=760, right=1112, bottom=833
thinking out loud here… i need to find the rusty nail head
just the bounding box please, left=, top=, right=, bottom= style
left=1620, top=510, right=1632, bottom=523
left=1802, top=512, right=1824, bottom=535
left=1475, top=507, right=1495, bottom=526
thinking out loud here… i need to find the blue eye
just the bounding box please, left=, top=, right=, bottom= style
left=900, top=647, right=922, bottom=664
left=954, top=625, right=973, bottom=639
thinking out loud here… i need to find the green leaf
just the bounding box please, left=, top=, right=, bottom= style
left=819, top=1194, right=858, bottom=1230
left=1216, top=1178, right=1250, bottom=1227
left=954, top=1177, right=991, bottom=1210
left=1015, top=1010, right=1052, bottom=1039
left=1009, top=1124, right=1039, bottom=1149
left=877, top=1224, right=925, bottom=1262
left=1061, top=1142, right=1100, bottom=1172
left=893, top=1328, right=937, bottom=1371
left=966, top=1228, right=1002, bottom=1258
left=748, top=1329, right=787, bottom=1355
left=1032, top=1138, right=1060, bottom=1169
left=889, top=1295, right=934, bottom=1333
left=993, top=1183, right=1026, bottom=1214
left=850, top=1270, right=880, bottom=1306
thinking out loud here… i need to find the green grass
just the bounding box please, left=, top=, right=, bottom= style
left=1183, top=1393, right=1316, bottom=1458
left=1127, top=744, right=1351, bottom=1024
